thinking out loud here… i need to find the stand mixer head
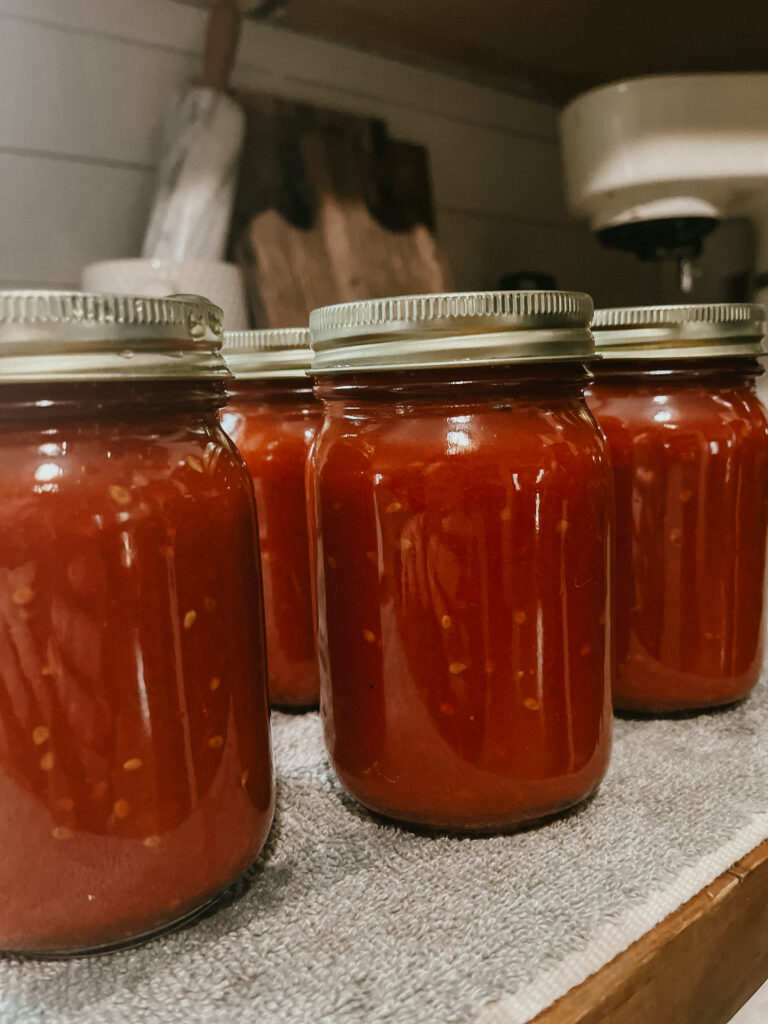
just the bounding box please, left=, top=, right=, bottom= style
left=560, top=74, right=768, bottom=303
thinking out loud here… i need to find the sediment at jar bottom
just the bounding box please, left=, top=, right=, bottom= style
left=613, top=676, right=758, bottom=715
left=329, top=752, right=610, bottom=834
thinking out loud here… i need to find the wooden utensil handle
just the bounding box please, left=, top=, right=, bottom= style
left=203, top=0, right=241, bottom=90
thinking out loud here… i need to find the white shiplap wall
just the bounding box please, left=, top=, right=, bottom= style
left=0, top=0, right=664, bottom=304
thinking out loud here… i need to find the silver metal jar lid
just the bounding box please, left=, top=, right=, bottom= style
left=592, top=303, right=766, bottom=359
left=309, top=291, right=594, bottom=374
left=223, top=327, right=312, bottom=378
left=0, top=291, right=229, bottom=382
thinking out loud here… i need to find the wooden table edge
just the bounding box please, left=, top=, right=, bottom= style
left=531, top=837, right=768, bottom=1024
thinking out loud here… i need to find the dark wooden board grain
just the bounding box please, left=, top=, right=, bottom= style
left=229, top=93, right=452, bottom=327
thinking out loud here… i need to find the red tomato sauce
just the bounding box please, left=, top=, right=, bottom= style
left=587, top=359, right=768, bottom=712
left=223, top=380, right=321, bottom=709
left=310, top=366, right=612, bottom=832
left=0, top=381, right=274, bottom=954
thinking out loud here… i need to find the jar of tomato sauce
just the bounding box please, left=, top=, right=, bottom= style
left=0, top=291, right=274, bottom=955
left=588, top=303, right=768, bottom=713
left=308, top=291, right=612, bottom=832
left=221, top=328, right=320, bottom=709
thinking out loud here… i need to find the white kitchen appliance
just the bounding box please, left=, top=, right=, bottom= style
left=560, top=74, right=768, bottom=303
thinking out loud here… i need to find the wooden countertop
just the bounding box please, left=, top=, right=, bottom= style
left=532, top=839, right=768, bottom=1024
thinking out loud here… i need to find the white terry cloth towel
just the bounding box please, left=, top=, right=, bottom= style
left=3, top=680, right=768, bottom=1024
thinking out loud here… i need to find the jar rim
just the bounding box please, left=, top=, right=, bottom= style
left=0, top=290, right=229, bottom=382
left=223, top=327, right=311, bottom=378
left=592, top=302, right=766, bottom=359
left=309, top=291, right=595, bottom=374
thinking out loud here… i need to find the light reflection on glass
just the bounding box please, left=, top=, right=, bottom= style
left=446, top=416, right=473, bottom=455
left=120, top=530, right=136, bottom=569
left=133, top=632, right=150, bottom=728
left=446, top=430, right=471, bottom=453
left=34, top=463, right=61, bottom=483
left=33, top=461, right=62, bottom=493
left=220, top=411, right=237, bottom=435
left=535, top=604, right=544, bottom=706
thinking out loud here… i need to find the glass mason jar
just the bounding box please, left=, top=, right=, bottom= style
left=221, top=329, right=321, bottom=710
left=0, top=292, right=274, bottom=955
left=308, top=291, right=613, bottom=833
left=587, top=303, right=768, bottom=713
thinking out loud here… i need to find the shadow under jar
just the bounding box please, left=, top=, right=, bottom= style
left=308, top=291, right=613, bottom=833
left=587, top=303, right=768, bottom=714
left=221, top=329, right=321, bottom=710
left=0, top=292, right=274, bottom=955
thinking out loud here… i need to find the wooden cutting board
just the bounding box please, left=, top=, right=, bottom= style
left=229, top=93, right=452, bottom=327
